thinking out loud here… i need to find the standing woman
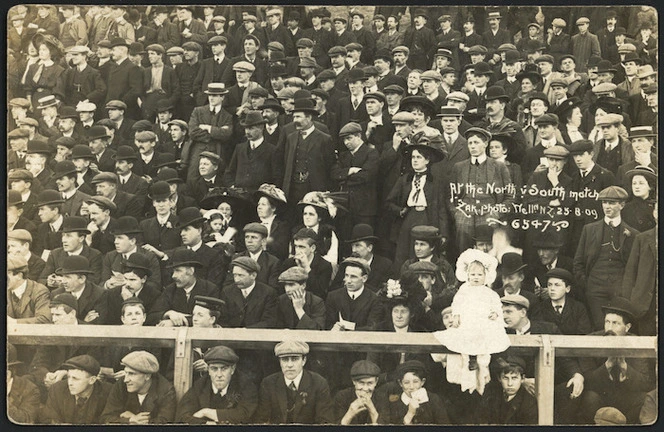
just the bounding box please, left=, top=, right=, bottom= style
left=253, top=184, right=291, bottom=260
left=386, top=135, right=449, bottom=269
left=293, top=191, right=344, bottom=266
left=23, top=33, right=65, bottom=110
left=622, top=166, right=657, bottom=233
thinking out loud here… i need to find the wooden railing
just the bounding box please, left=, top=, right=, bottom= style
left=7, top=324, right=657, bottom=425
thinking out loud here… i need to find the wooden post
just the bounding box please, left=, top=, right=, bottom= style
left=536, top=334, right=555, bottom=425
left=173, top=327, right=192, bottom=401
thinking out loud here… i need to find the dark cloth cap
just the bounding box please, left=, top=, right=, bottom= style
left=534, top=113, right=559, bottom=126
left=121, top=351, right=159, bottom=374
left=243, top=222, right=268, bottom=237
left=546, top=268, right=574, bottom=285
left=61, top=355, right=100, bottom=376
left=278, top=266, right=309, bottom=284
left=194, top=296, right=225, bottom=314
left=601, top=297, right=635, bottom=322
left=339, top=257, right=371, bottom=275
left=339, top=122, right=363, bottom=137
left=86, top=196, right=117, bottom=211
left=231, top=256, right=261, bottom=273
left=396, top=360, right=427, bottom=379
left=350, top=360, right=381, bottom=379
left=204, top=345, right=239, bottom=365
left=50, top=293, right=78, bottom=310
left=568, top=140, right=594, bottom=155
left=411, top=225, right=441, bottom=241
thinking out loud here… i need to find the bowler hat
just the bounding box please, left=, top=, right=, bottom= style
left=59, top=106, right=79, bottom=120
left=110, top=37, right=130, bottom=48
left=531, top=230, right=564, bottom=249
left=311, top=89, right=330, bottom=101
left=26, top=139, right=52, bottom=156
left=601, top=297, right=635, bottom=323
left=112, top=216, right=143, bottom=235
left=204, top=345, right=239, bottom=365
left=168, top=248, right=202, bottom=268
left=291, top=98, right=319, bottom=115
left=346, top=224, right=378, bottom=244
left=62, top=216, right=91, bottom=234
left=86, top=125, right=111, bottom=141
left=37, top=190, right=65, bottom=207
left=346, top=68, right=367, bottom=83
left=61, top=355, right=101, bottom=376
left=501, top=253, right=527, bottom=276
left=177, top=207, right=206, bottom=228
left=516, top=64, right=541, bottom=84
left=200, top=187, right=252, bottom=212
left=473, top=225, right=493, bottom=243
left=71, top=145, right=95, bottom=160
left=596, top=60, right=617, bottom=74
left=473, top=61, right=493, bottom=77
left=374, top=48, right=394, bottom=64
left=503, top=50, right=521, bottom=65
left=156, top=99, right=174, bottom=113
left=239, top=110, right=267, bottom=128
left=53, top=160, right=78, bottom=179
left=113, top=145, right=138, bottom=161
left=622, top=52, right=643, bottom=65
left=157, top=167, right=183, bottom=184
left=484, top=86, right=510, bottom=102
left=148, top=181, right=172, bottom=201
left=54, top=136, right=77, bottom=150
left=56, top=255, right=94, bottom=275
left=122, top=253, right=152, bottom=277
left=231, top=256, right=261, bottom=274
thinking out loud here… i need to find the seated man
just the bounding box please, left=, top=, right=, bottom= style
left=579, top=298, right=656, bottom=424
left=100, top=351, right=176, bottom=424
left=495, top=252, right=538, bottom=308
left=106, top=254, right=161, bottom=325
left=275, top=266, right=326, bottom=330
left=6, top=255, right=51, bottom=325
left=481, top=356, right=538, bottom=424
left=399, top=226, right=456, bottom=293
left=223, top=223, right=281, bottom=289
left=256, top=341, right=334, bottom=424
left=7, top=229, right=45, bottom=282
left=176, top=346, right=258, bottom=424
left=279, top=228, right=332, bottom=300
left=41, top=355, right=112, bottom=424
left=7, top=344, right=40, bottom=424
left=334, top=360, right=383, bottom=425
left=530, top=269, right=592, bottom=335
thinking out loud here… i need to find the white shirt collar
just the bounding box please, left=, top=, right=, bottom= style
left=212, top=381, right=229, bottom=396
left=300, top=125, right=315, bottom=140
left=12, top=280, right=28, bottom=299
left=51, top=215, right=64, bottom=232
left=472, top=154, right=487, bottom=165
left=249, top=250, right=262, bottom=262
left=118, top=172, right=132, bottom=183
left=141, top=152, right=155, bottom=163
left=189, top=241, right=203, bottom=252
left=369, top=114, right=383, bottom=124
left=62, top=189, right=77, bottom=200
left=68, top=245, right=84, bottom=256
left=241, top=282, right=256, bottom=298
left=516, top=320, right=531, bottom=335
left=604, top=216, right=622, bottom=227
left=137, top=393, right=148, bottom=405
left=249, top=137, right=264, bottom=149
left=285, top=370, right=304, bottom=390
left=347, top=286, right=364, bottom=299
left=265, top=123, right=278, bottom=134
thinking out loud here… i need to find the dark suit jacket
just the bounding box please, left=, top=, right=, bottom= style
left=59, top=64, right=107, bottom=106
left=280, top=255, right=332, bottom=301
left=176, top=374, right=258, bottom=424
left=276, top=291, right=326, bottom=330
left=90, top=217, right=119, bottom=255
left=40, top=245, right=103, bottom=286
left=26, top=253, right=46, bottom=282
left=220, top=281, right=278, bottom=328
left=101, top=249, right=162, bottom=289
left=106, top=284, right=162, bottom=325
left=173, top=18, right=209, bottom=46
left=148, top=278, right=219, bottom=325
left=222, top=54, right=269, bottom=88
left=330, top=254, right=394, bottom=293
left=7, top=375, right=41, bottom=424
left=450, top=157, right=514, bottom=209
left=42, top=380, right=111, bottom=424
left=35, top=221, right=63, bottom=257
left=95, top=148, right=117, bottom=173
left=7, top=279, right=51, bottom=324
left=481, top=384, right=538, bottom=425
left=331, top=143, right=379, bottom=217
left=141, top=65, right=180, bottom=108
left=266, top=218, right=291, bottom=261
left=61, top=189, right=91, bottom=218
left=255, top=370, right=335, bottom=424
left=188, top=105, right=234, bottom=155
left=620, top=228, right=656, bottom=319
left=569, top=163, right=616, bottom=225
left=224, top=140, right=281, bottom=190
left=194, top=56, right=232, bottom=106
left=186, top=172, right=226, bottom=203
left=51, top=282, right=108, bottom=324
left=325, top=286, right=385, bottom=330
left=111, top=190, right=144, bottom=220
left=281, top=128, right=336, bottom=197
left=100, top=373, right=176, bottom=424
left=139, top=215, right=182, bottom=252
left=105, top=59, right=142, bottom=119
left=573, top=219, right=637, bottom=292
left=336, top=96, right=369, bottom=128
left=431, top=133, right=470, bottom=186
left=119, top=172, right=150, bottom=199
left=530, top=297, right=592, bottom=335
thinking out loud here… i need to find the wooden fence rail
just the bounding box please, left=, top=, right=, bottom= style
left=7, top=324, right=657, bottom=425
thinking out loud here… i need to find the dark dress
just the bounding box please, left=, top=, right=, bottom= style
left=622, top=197, right=656, bottom=233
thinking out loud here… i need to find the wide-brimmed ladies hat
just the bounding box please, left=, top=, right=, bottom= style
left=254, top=184, right=288, bottom=213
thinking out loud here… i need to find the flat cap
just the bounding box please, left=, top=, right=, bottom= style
left=391, top=111, right=415, bottom=124
left=76, top=101, right=97, bottom=112
left=501, top=294, right=530, bottom=309
left=501, top=355, right=527, bottom=371
left=411, top=225, right=441, bottom=241
left=296, top=38, right=314, bottom=49
left=350, top=360, right=381, bottom=379
left=468, top=45, right=488, bottom=55
left=243, top=15, right=257, bottom=22
left=50, top=293, right=78, bottom=310
left=568, top=139, right=594, bottom=154
left=549, top=77, right=568, bottom=88
left=233, top=61, right=256, bottom=73
left=345, top=42, right=363, bottom=52
left=9, top=97, right=30, bottom=108
left=166, top=46, right=185, bottom=56
left=327, top=46, right=347, bottom=57
left=383, top=84, right=405, bottom=95
left=339, top=122, right=363, bottom=137
left=199, top=151, right=221, bottom=163
left=597, top=186, right=628, bottom=201
left=497, top=43, right=517, bottom=52
left=182, top=41, right=202, bottom=52
left=145, top=43, right=165, bottom=54
left=595, top=113, right=623, bottom=126
left=298, top=57, right=318, bottom=69
left=392, top=45, right=410, bottom=55
left=212, top=15, right=226, bottom=23
left=8, top=229, right=33, bottom=244
left=121, top=351, right=160, bottom=374
left=8, top=169, right=34, bottom=181
left=408, top=261, right=439, bottom=275
left=552, top=18, right=567, bottom=28
left=420, top=70, right=443, bottom=81
left=243, top=222, right=268, bottom=237
left=91, top=172, right=119, bottom=184
left=231, top=256, right=260, bottom=274
left=208, top=35, right=228, bottom=46
left=534, top=113, right=559, bottom=126
left=546, top=268, right=574, bottom=284
left=86, top=196, right=117, bottom=211
left=274, top=340, right=309, bottom=357
left=340, top=257, right=371, bottom=275
left=135, top=130, right=157, bottom=141
left=61, top=355, right=100, bottom=376
left=592, top=82, right=618, bottom=94
left=7, top=255, right=29, bottom=271
left=278, top=266, right=309, bottom=284
left=446, top=91, right=470, bottom=102
left=8, top=128, right=30, bottom=139
left=617, top=43, right=636, bottom=54
left=204, top=345, right=239, bottom=365
left=535, top=54, right=554, bottom=64
left=97, top=40, right=112, bottom=49
left=396, top=360, right=427, bottom=379
left=575, top=17, right=590, bottom=25
left=105, top=100, right=127, bottom=110
left=543, top=145, right=570, bottom=159
left=465, top=127, right=492, bottom=142
left=594, top=407, right=627, bottom=425
left=17, top=117, right=39, bottom=128
left=267, top=41, right=285, bottom=52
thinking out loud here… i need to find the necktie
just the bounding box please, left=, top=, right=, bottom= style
left=605, top=144, right=612, bottom=152
left=352, top=99, right=360, bottom=110
left=50, top=225, right=56, bottom=233
left=610, top=365, right=621, bottom=382
left=33, top=63, right=45, bottom=83
left=412, top=173, right=424, bottom=203
left=474, top=158, right=480, bottom=166
left=76, top=397, right=87, bottom=408
left=289, top=382, right=297, bottom=392
left=546, top=264, right=553, bottom=270
left=123, top=254, right=129, bottom=260
left=445, top=135, right=452, bottom=147
left=554, top=305, right=562, bottom=315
